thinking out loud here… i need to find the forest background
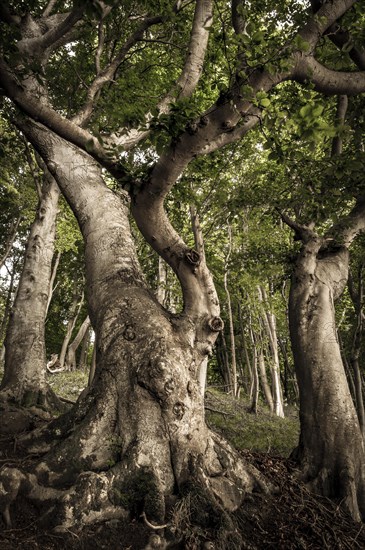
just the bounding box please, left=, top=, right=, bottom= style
left=1, top=0, right=365, bottom=548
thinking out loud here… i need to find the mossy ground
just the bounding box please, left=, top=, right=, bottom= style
left=1, top=371, right=364, bottom=549
left=205, top=389, right=299, bottom=457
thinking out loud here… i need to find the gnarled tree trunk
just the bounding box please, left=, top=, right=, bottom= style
left=1, top=122, right=269, bottom=543
left=289, top=235, right=365, bottom=522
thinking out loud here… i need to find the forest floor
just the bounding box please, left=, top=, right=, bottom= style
left=0, top=374, right=365, bottom=549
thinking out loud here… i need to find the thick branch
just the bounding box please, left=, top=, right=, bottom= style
left=158, top=0, right=213, bottom=108
left=311, top=0, right=365, bottom=70
left=0, top=60, right=126, bottom=179
left=43, top=0, right=58, bottom=19
left=17, top=4, right=86, bottom=56
left=299, top=0, right=357, bottom=49
left=326, top=196, right=365, bottom=248
left=294, top=55, right=365, bottom=95
left=107, top=0, right=213, bottom=150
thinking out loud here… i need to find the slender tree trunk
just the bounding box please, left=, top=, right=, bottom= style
left=78, top=325, right=91, bottom=370
left=156, top=256, right=167, bottom=306
left=7, top=123, right=268, bottom=537
left=45, top=250, right=61, bottom=316
left=249, top=332, right=259, bottom=414
left=224, top=224, right=238, bottom=397
left=258, top=286, right=284, bottom=417
left=190, top=204, right=210, bottom=394
left=348, top=269, right=365, bottom=437
left=58, top=289, right=83, bottom=369
left=257, top=342, right=274, bottom=413
left=0, top=170, right=61, bottom=408
left=238, top=303, right=252, bottom=394
left=65, top=315, right=91, bottom=371
left=0, top=216, right=22, bottom=270
left=289, top=238, right=365, bottom=521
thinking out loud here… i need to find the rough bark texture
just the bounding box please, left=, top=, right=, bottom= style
left=0, top=171, right=61, bottom=409
left=1, top=122, right=270, bottom=540
left=289, top=237, right=365, bottom=521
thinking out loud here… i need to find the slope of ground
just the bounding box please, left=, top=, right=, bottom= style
left=0, top=372, right=364, bottom=548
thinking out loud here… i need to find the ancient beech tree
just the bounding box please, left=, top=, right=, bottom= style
left=0, top=0, right=365, bottom=535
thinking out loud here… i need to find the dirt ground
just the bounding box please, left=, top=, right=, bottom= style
left=1, top=430, right=365, bottom=549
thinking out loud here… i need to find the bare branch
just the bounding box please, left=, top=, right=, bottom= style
left=42, top=0, right=58, bottom=18
left=101, top=0, right=213, bottom=148
left=277, top=209, right=317, bottom=243
left=159, top=0, right=213, bottom=109
left=0, top=60, right=125, bottom=178
left=72, top=13, right=164, bottom=126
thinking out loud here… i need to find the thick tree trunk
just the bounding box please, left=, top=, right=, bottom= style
left=289, top=238, right=365, bottom=521
left=3, top=123, right=269, bottom=540
left=0, top=170, right=61, bottom=408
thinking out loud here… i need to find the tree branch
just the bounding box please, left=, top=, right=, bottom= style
left=326, top=196, right=365, bottom=248
left=42, top=0, right=58, bottom=19
left=158, top=0, right=213, bottom=109
left=299, top=0, right=357, bottom=49
left=311, top=0, right=365, bottom=70
left=17, top=3, right=87, bottom=56
left=106, top=0, right=213, bottom=150
left=293, top=54, right=365, bottom=95
left=0, top=60, right=126, bottom=179
left=72, top=13, right=165, bottom=126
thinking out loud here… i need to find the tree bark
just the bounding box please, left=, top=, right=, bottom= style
left=289, top=236, right=365, bottom=521
left=58, top=288, right=83, bottom=369
left=4, top=122, right=269, bottom=538
left=258, top=286, right=285, bottom=417
left=0, top=169, right=61, bottom=408
left=65, top=315, right=91, bottom=371
left=223, top=224, right=238, bottom=397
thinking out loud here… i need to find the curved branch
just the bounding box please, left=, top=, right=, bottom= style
left=107, top=0, right=213, bottom=150
left=293, top=54, right=365, bottom=95
left=299, top=0, right=356, bottom=49
left=158, top=0, right=213, bottom=109
left=72, top=13, right=165, bottom=126
left=327, top=196, right=365, bottom=248
left=17, top=4, right=87, bottom=56
left=0, top=59, right=126, bottom=179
